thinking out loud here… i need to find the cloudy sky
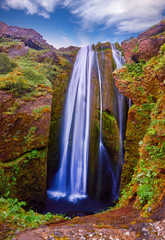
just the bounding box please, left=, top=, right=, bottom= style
left=0, top=0, right=165, bottom=48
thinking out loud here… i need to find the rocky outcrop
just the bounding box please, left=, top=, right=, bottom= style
left=0, top=42, right=29, bottom=57
left=0, top=91, right=52, bottom=208
left=59, top=46, right=79, bottom=52
left=24, top=38, right=42, bottom=50
left=88, top=46, right=125, bottom=202
left=0, top=31, right=79, bottom=208
left=0, top=21, right=53, bottom=50
left=122, top=19, right=165, bottom=63
left=114, top=34, right=165, bottom=214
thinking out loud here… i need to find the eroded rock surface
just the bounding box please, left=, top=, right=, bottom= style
left=122, top=19, right=165, bottom=63
left=0, top=91, right=52, bottom=208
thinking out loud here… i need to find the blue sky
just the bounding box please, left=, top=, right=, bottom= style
left=0, top=0, right=165, bottom=48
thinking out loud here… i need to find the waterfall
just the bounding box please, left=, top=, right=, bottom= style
left=111, top=43, right=126, bottom=163
left=48, top=46, right=94, bottom=202
left=47, top=43, right=128, bottom=208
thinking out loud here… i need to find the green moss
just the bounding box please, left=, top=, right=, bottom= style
left=160, top=43, right=165, bottom=54
left=0, top=148, right=48, bottom=208
left=0, top=52, right=17, bottom=74
left=131, top=43, right=139, bottom=53
left=126, top=61, right=144, bottom=78
left=32, top=105, right=51, bottom=120
left=114, top=42, right=124, bottom=56
left=120, top=103, right=152, bottom=191
left=102, top=111, right=120, bottom=156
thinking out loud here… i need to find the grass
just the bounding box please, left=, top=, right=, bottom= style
left=0, top=52, right=17, bottom=74
left=0, top=38, right=74, bottom=98
left=0, top=197, right=68, bottom=239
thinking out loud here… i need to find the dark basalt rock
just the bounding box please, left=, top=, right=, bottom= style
left=24, top=37, right=42, bottom=50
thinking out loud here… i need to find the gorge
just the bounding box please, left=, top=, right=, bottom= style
left=0, top=19, right=165, bottom=239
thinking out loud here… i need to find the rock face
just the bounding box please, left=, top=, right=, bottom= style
left=87, top=43, right=127, bottom=202
left=0, top=29, right=79, bottom=209
left=59, top=46, right=79, bottom=52
left=0, top=42, right=29, bottom=57
left=113, top=20, right=165, bottom=215
left=0, top=91, right=52, bottom=208
left=0, top=21, right=53, bottom=50
left=122, top=19, right=165, bottom=63
left=24, top=38, right=42, bottom=50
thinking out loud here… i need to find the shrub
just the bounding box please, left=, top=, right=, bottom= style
left=0, top=37, right=5, bottom=42
left=1, top=79, right=35, bottom=94
left=126, top=61, right=144, bottom=78
left=0, top=168, right=10, bottom=197
left=0, top=52, right=17, bottom=74
left=160, top=43, right=165, bottom=54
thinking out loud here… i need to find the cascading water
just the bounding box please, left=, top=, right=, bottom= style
left=48, top=46, right=94, bottom=202
left=95, top=51, right=116, bottom=200
left=111, top=43, right=126, bottom=163
left=46, top=43, right=129, bottom=215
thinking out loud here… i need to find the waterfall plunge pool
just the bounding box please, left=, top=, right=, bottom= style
left=44, top=195, right=115, bottom=218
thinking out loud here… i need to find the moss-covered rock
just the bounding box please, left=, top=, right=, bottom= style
left=114, top=40, right=165, bottom=215
left=0, top=148, right=47, bottom=209
left=102, top=111, right=120, bottom=162
left=88, top=44, right=124, bottom=202
left=0, top=91, right=52, bottom=162
left=120, top=104, right=152, bottom=190
left=0, top=90, right=52, bottom=208
left=0, top=35, right=78, bottom=208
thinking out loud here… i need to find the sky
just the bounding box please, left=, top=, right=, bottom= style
left=0, top=0, right=165, bottom=49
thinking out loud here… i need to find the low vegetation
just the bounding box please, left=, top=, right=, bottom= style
left=0, top=37, right=77, bottom=239
left=115, top=44, right=165, bottom=216
left=0, top=197, right=67, bottom=239
left=0, top=38, right=75, bottom=99
left=0, top=52, right=17, bottom=74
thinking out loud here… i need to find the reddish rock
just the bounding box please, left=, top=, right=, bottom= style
left=122, top=19, right=165, bottom=63
left=0, top=21, right=54, bottom=49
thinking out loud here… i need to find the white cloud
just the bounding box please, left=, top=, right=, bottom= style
left=1, top=0, right=165, bottom=33
left=65, top=0, right=165, bottom=32
left=4, top=0, right=38, bottom=14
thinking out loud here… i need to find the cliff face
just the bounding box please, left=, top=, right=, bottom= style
left=0, top=22, right=53, bottom=50
left=122, top=19, right=165, bottom=63
left=0, top=32, right=78, bottom=208
left=113, top=19, right=165, bottom=216
left=0, top=93, right=51, bottom=208
left=87, top=43, right=128, bottom=202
